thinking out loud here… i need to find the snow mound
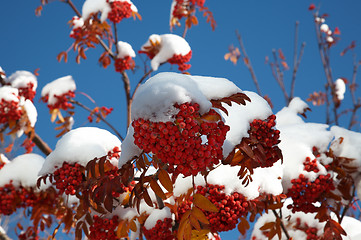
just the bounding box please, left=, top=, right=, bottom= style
left=39, top=127, right=121, bottom=175
left=0, top=154, right=45, bottom=188
left=41, top=75, right=76, bottom=106
left=6, top=70, right=37, bottom=90
left=140, top=34, right=191, bottom=70
left=0, top=86, right=20, bottom=102
left=117, top=41, right=136, bottom=58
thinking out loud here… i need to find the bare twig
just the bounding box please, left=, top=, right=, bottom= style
left=271, top=49, right=289, bottom=103
left=64, top=0, right=81, bottom=17
left=235, top=30, right=262, bottom=96
left=272, top=210, right=291, bottom=240
left=30, top=132, right=52, bottom=156
left=290, top=21, right=306, bottom=102
left=120, top=72, right=132, bottom=128
left=69, top=99, right=124, bottom=141
left=348, top=53, right=361, bottom=129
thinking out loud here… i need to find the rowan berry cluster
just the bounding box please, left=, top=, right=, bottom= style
left=287, top=173, right=335, bottom=213
left=0, top=99, right=22, bottom=124
left=107, top=0, right=132, bottom=23
left=0, top=182, right=37, bottom=215
left=18, top=82, right=36, bottom=101
left=114, top=56, right=135, bottom=73
left=53, top=162, right=85, bottom=195
left=41, top=90, right=75, bottom=111
left=88, top=106, right=114, bottom=123
left=89, top=215, right=120, bottom=240
left=294, top=218, right=319, bottom=240
left=197, top=184, right=250, bottom=232
left=132, top=102, right=229, bottom=176
left=172, top=0, right=205, bottom=20
left=303, top=157, right=320, bottom=173
left=22, top=138, right=35, bottom=153
left=167, top=51, right=192, bottom=72
left=247, top=114, right=281, bottom=168
left=70, top=27, right=84, bottom=39
left=143, top=218, right=174, bottom=240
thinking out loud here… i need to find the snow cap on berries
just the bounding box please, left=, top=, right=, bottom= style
left=144, top=207, right=172, bottom=230
left=82, top=0, right=137, bottom=22
left=335, top=78, right=346, bottom=101
left=276, top=98, right=333, bottom=189
left=39, top=127, right=121, bottom=175
left=140, top=34, right=191, bottom=71
left=0, top=154, right=45, bottom=189
left=117, top=41, right=136, bottom=58
left=6, top=71, right=37, bottom=92
left=41, top=75, right=76, bottom=106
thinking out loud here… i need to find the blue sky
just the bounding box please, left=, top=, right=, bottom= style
left=1, top=0, right=361, bottom=239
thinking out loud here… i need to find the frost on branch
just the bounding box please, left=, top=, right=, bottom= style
left=139, top=34, right=192, bottom=71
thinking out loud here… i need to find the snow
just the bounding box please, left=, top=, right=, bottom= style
left=276, top=98, right=333, bottom=190
left=143, top=207, right=172, bottom=229
left=23, top=98, right=38, bottom=127
left=117, top=41, right=136, bottom=58
left=335, top=78, right=346, bottom=101
left=71, top=16, right=84, bottom=29
left=0, top=86, right=19, bottom=102
left=82, top=0, right=111, bottom=22
left=141, top=34, right=191, bottom=70
left=41, top=75, right=76, bottom=105
left=6, top=70, right=37, bottom=90
left=82, top=0, right=138, bottom=22
left=39, top=127, right=121, bottom=175
left=173, top=162, right=283, bottom=199
left=0, top=154, right=9, bottom=165
left=330, top=126, right=361, bottom=169
left=320, top=23, right=330, bottom=33
left=251, top=198, right=361, bottom=240
left=0, top=154, right=45, bottom=189
left=119, top=125, right=141, bottom=168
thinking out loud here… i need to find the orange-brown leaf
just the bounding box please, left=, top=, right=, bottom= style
left=150, top=179, right=166, bottom=199
left=191, top=207, right=209, bottom=224
left=158, top=168, right=173, bottom=192
left=193, top=193, right=218, bottom=212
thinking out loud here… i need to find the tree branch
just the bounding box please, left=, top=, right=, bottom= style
left=236, top=30, right=262, bottom=96
left=272, top=209, right=291, bottom=240
left=30, top=132, right=52, bottom=156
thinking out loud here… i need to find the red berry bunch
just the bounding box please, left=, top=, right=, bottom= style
left=22, top=138, right=35, bottom=153
left=132, top=102, right=229, bottom=176
left=190, top=0, right=205, bottom=7
left=143, top=218, right=174, bottom=240
left=303, top=157, right=320, bottom=173
left=294, top=218, right=319, bottom=240
left=89, top=215, right=120, bottom=240
left=18, top=82, right=36, bottom=101
left=0, top=182, right=37, bottom=215
left=107, top=0, right=132, bottom=23
left=114, top=56, right=135, bottom=73
left=41, top=90, right=75, bottom=111
left=53, top=162, right=85, bottom=195
left=287, top=173, right=335, bottom=213
left=167, top=51, right=192, bottom=72
left=70, top=27, right=83, bottom=39
left=88, top=106, right=114, bottom=123
left=0, top=99, right=22, bottom=124
left=196, top=184, right=250, bottom=232
left=172, top=0, right=189, bottom=20
left=246, top=114, right=281, bottom=168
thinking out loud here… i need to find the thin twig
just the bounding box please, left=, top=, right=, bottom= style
left=348, top=53, right=361, bottom=129
left=64, top=0, right=81, bottom=17
left=272, top=210, right=291, bottom=240
left=121, top=72, right=132, bottom=128
left=113, top=22, right=119, bottom=56
left=132, top=69, right=154, bottom=98
left=236, top=30, right=262, bottom=96
left=271, top=49, right=289, bottom=103
left=30, top=132, right=52, bottom=156
left=69, top=99, right=124, bottom=141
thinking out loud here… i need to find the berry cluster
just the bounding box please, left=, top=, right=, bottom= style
left=294, top=218, right=319, bottom=240
left=53, top=162, right=85, bottom=195
left=114, top=56, right=135, bottom=73
left=107, top=0, right=132, bottom=23
left=41, top=90, right=75, bottom=111
left=303, top=157, right=320, bottom=173
left=197, top=184, right=250, bottom=232
left=287, top=173, right=335, bottom=213
left=89, top=215, right=120, bottom=240
left=70, top=27, right=84, bottom=39
left=88, top=106, right=114, bottom=123
left=143, top=218, right=174, bottom=240
left=18, top=82, right=36, bottom=101
left=0, top=99, right=22, bottom=124
left=246, top=114, right=281, bottom=168
left=167, top=51, right=192, bottom=72
left=132, top=102, right=229, bottom=176
left=172, top=0, right=205, bottom=20
left=0, top=182, right=37, bottom=215
left=22, top=138, right=35, bottom=153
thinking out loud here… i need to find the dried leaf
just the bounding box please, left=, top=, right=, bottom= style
left=158, top=168, right=173, bottom=192
left=150, top=179, right=166, bottom=199
left=193, top=193, right=218, bottom=212
left=191, top=207, right=209, bottom=224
